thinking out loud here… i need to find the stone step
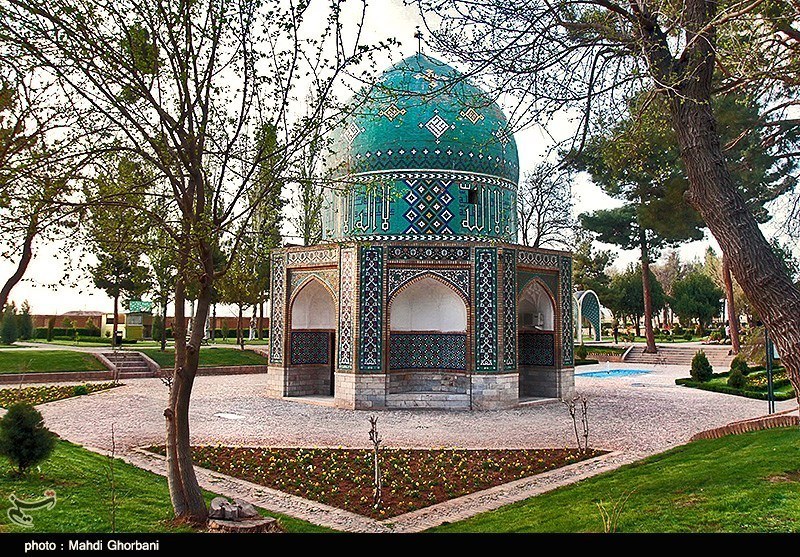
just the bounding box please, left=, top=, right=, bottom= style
left=385, top=392, right=471, bottom=409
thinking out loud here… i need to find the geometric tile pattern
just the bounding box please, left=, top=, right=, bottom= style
left=387, top=245, right=471, bottom=261
left=474, top=247, right=498, bottom=372
left=502, top=249, right=517, bottom=370
left=290, top=269, right=339, bottom=299
left=560, top=255, right=574, bottom=367
left=387, top=268, right=470, bottom=301
left=358, top=246, right=384, bottom=371
left=269, top=254, right=286, bottom=364
left=517, top=250, right=559, bottom=269
left=519, top=332, right=555, bottom=366
left=290, top=331, right=331, bottom=365
left=389, top=333, right=467, bottom=370
left=286, top=246, right=338, bottom=267
left=338, top=247, right=356, bottom=369
left=402, top=178, right=456, bottom=234
left=518, top=271, right=559, bottom=300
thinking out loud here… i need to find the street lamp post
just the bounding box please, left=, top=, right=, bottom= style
left=765, top=327, right=775, bottom=414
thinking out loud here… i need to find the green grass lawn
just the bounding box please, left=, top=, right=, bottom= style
left=0, top=351, right=106, bottom=374
left=0, top=440, right=331, bottom=533
left=38, top=339, right=164, bottom=348
left=431, top=427, right=800, bottom=533
left=138, top=347, right=266, bottom=368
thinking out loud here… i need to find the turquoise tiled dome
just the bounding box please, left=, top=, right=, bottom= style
left=329, top=53, right=519, bottom=182
left=323, top=53, right=518, bottom=242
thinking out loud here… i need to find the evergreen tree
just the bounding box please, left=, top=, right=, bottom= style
left=606, top=265, right=666, bottom=337
left=571, top=229, right=616, bottom=303
left=671, top=271, right=725, bottom=334
left=16, top=300, right=33, bottom=340
left=0, top=302, right=18, bottom=344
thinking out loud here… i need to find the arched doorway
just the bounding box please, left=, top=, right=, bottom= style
left=518, top=279, right=558, bottom=396
left=288, top=278, right=336, bottom=397
left=388, top=275, right=469, bottom=395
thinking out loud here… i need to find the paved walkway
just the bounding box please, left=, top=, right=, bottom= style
left=9, top=362, right=795, bottom=531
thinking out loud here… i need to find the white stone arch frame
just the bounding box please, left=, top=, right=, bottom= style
left=387, top=272, right=470, bottom=332
left=288, top=276, right=338, bottom=332
left=386, top=272, right=471, bottom=373
left=518, top=278, right=557, bottom=332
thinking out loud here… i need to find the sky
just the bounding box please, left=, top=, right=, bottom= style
left=0, top=0, right=741, bottom=316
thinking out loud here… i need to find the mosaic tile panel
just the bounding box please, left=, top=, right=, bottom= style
left=269, top=254, right=286, bottom=364
left=387, top=245, right=471, bottom=261
left=519, top=332, right=555, bottom=366
left=389, top=333, right=467, bottom=370
left=561, top=256, right=574, bottom=367
left=290, top=331, right=331, bottom=365
left=518, top=271, right=558, bottom=300
left=517, top=250, right=559, bottom=269
left=289, top=269, right=339, bottom=299
left=358, top=246, right=384, bottom=371
left=402, top=178, right=457, bottom=234
left=387, top=268, right=470, bottom=301
left=474, top=247, right=498, bottom=372
left=338, top=247, right=356, bottom=369
left=286, top=246, right=338, bottom=267
left=502, top=249, right=517, bottom=369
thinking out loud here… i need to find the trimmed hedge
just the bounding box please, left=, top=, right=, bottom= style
left=675, top=376, right=796, bottom=401
left=35, top=327, right=101, bottom=338
left=575, top=359, right=600, bottom=366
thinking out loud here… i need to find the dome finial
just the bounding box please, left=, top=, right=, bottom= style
left=414, top=26, right=423, bottom=54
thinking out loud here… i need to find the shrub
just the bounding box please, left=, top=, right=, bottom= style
left=1, top=305, right=18, bottom=345
left=47, top=317, right=56, bottom=341
left=690, top=350, right=714, bottom=382
left=727, top=369, right=747, bottom=389
left=683, top=331, right=694, bottom=341
left=575, top=344, right=588, bottom=360
left=653, top=327, right=661, bottom=336
left=72, top=385, right=89, bottom=396
left=0, top=403, right=56, bottom=475
left=730, top=354, right=750, bottom=376
left=673, top=326, right=684, bottom=336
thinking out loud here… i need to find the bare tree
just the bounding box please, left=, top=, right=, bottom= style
left=517, top=161, right=574, bottom=249
left=0, top=0, right=388, bottom=524
left=368, top=415, right=383, bottom=510
left=416, top=0, right=800, bottom=398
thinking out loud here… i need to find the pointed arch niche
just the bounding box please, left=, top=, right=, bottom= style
left=287, top=278, right=336, bottom=397
left=387, top=274, right=469, bottom=394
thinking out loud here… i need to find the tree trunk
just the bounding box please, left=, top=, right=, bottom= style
left=640, top=230, right=657, bottom=353
left=0, top=218, right=37, bottom=313
left=722, top=253, right=740, bottom=355
left=669, top=70, right=800, bottom=402
left=634, top=316, right=640, bottom=338
left=211, top=303, right=216, bottom=343
left=112, top=294, right=119, bottom=350
left=237, top=305, right=243, bottom=350
left=160, top=300, right=168, bottom=352
left=163, top=244, right=210, bottom=524
left=258, top=301, right=264, bottom=340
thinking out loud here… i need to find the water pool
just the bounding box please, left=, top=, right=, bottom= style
left=576, top=368, right=652, bottom=378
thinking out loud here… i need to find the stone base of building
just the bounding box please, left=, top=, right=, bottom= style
left=286, top=364, right=331, bottom=397
left=470, top=373, right=519, bottom=410
left=520, top=366, right=575, bottom=400
left=335, top=372, right=387, bottom=409
left=267, top=367, right=570, bottom=409
left=388, top=370, right=468, bottom=394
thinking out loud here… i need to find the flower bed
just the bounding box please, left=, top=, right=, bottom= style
left=675, top=367, right=795, bottom=401
left=0, top=382, right=121, bottom=408
left=146, top=446, right=604, bottom=519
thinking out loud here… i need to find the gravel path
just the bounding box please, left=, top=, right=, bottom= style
left=11, top=362, right=794, bottom=532
left=31, top=362, right=792, bottom=456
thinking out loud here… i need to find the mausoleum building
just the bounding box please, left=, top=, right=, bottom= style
left=266, top=54, right=575, bottom=409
